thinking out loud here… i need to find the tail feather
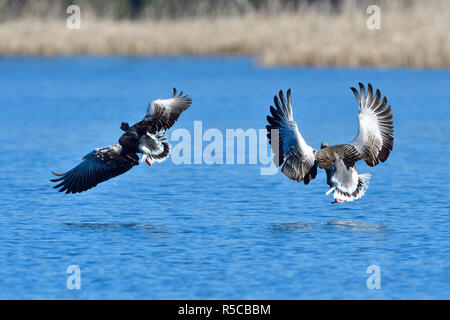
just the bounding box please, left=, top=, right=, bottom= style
left=334, top=174, right=371, bottom=202
left=139, top=133, right=172, bottom=164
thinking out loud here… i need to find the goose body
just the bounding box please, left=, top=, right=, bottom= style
left=51, top=88, right=192, bottom=194
left=266, top=83, right=394, bottom=203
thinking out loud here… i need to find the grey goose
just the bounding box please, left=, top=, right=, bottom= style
left=266, top=83, right=394, bottom=203
left=51, top=88, right=192, bottom=194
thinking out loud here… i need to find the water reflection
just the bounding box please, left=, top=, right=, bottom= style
left=325, top=221, right=387, bottom=232
left=270, top=222, right=315, bottom=232
left=62, top=222, right=168, bottom=234
left=270, top=221, right=388, bottom=233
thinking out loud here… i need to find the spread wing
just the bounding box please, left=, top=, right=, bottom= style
left=50, top=144, right=139, bottom=194
left=350, top=83, right=394, bottom=167
left=144, top=88, right=192, bottom=133
left=266, top=89, right=317, bottom=185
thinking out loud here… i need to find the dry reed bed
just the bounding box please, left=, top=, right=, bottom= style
left=0, top=2, right=448, bottom=68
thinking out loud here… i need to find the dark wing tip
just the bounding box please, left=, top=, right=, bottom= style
left=286, top=89, right=292, bottom=103
left=173, top=87, right=187, bottom=98
left=273, top=95, right=280, bottom=109
left=278, top=90, right=289, bottom=109
left=350, top=87, right=361, bottom=106
left=359, top=83, right=366, bottom=95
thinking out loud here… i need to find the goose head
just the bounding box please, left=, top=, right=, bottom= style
left=120, top=122, right=130, bottom=132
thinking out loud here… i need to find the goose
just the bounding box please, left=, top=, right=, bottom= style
left=266, top=83, right=394, bottom=203
left=51, top=88, right=192, bottom=194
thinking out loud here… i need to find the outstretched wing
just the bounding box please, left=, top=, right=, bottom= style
left=350, top=83, right=394, bottom=167
left=144, top=88, right=192, bottom=133
left=51, top=144, right=139, bottom=194
left=266, top=89, right=317, bottom=185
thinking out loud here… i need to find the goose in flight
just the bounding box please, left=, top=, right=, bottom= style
left=51, top=88, right=192, bottom=194
left=266, top=83, right=394, bottom=203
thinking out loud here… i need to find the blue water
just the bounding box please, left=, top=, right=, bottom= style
left=0, top=57, right=448, bottom=299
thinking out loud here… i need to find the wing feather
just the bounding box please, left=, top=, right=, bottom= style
left=144, top=88, right=192, bottom=133
left=266, top=89, right=317, bottom=185
left=50, top=144, right=139, bottom=194
left=350, top=83, right=394, bottom=167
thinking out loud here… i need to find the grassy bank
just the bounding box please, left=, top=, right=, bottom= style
left=1, top=0, right=448, bottom=67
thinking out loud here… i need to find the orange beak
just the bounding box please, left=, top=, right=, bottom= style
left=145, top=159, right=152, bottom=167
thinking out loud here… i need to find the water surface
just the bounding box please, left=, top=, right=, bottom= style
left=0, top=57, right=448, bottom=299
